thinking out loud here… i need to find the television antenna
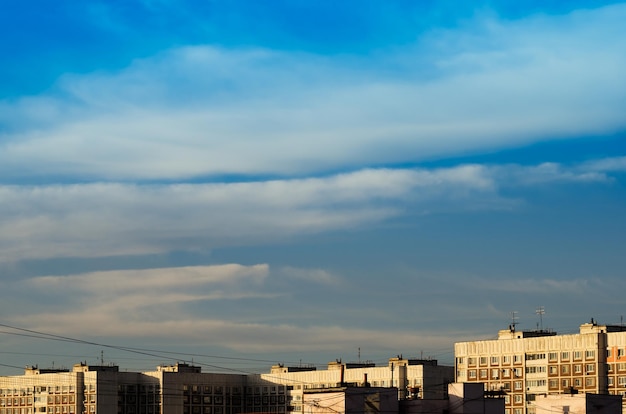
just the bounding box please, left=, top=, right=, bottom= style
left=536, top=306, right=545, bottom=331
left=509, top=311, right=519, bottom=331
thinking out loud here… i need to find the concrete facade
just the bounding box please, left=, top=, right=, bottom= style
left=401, top=382, right=505, bottom=414
left=303, top=387, right=398, bottom=414
left=0, top=363, right=287, bottom=414
left=455, top=321, right=626, bottom=414
left=261, top=357, right=454, bottom=413
left=534, top=393, right=622, bottom=414
left=0, top=358, right=453, bottom=414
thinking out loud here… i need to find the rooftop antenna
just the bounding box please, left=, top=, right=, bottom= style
left=536, top=306, right=545, bottom=331
left=509, top=311, right=519, bottom=331
left=358, top=347, right=361, bottom=363
left=100, top=350, right=104, bottom=365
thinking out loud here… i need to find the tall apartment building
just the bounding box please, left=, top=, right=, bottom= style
left=0, top=363, right=160, bottom=414
left=260, top=357, right=454, bottom=412
left=454, top=320, right=626, bottom=414
left=0, top=362, right=287, bottom=414
left=0, top=357, right=453, bottom=414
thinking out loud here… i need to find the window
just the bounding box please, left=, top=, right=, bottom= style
left=549, top=380, right=558, bottom=388
left=514, top=381, right=523, bottom=390
left=574, top=365, right=582, bottom=373
left=503, top=356, right=511, bottom=364
left=562, top=352, right=570, bottom=360
left=562, top=379, right=569, bottom=388
left=480, top=357, right=488, bottom=366
left=492, top=369, right=500, bottom=378
left=491, top=356, right=499, bottom=365
left=574, top=351, right=582, bottom=360
left=586, top=378, right=594, bottom=387
left=514, top=395, right=523, bottom=403
left=549, top=352, right=558, bottom=361
left=468, top=357, right=476, bottom=366
left=619, top=349, right=625, bottom=358
left=586, top=364, right=595, bottom=373
left=514, top=355, right=522, bottom=363
left=457, top=357, right=464, bottom=364
left=549, top=366, right=558, bottom=374
left=574, top=379, right=581, bottom=387
left=586, top=350, right=595, bottom=359
left=469, top=370, right=477, bottom=379
left=561, top=365, right=570, bottom=374
left=619, top=377, right=626, bottom=386
left=480, top=369, right=488, bottom=379
left=502, top=368, right=510, bottom=377
left=608, top=377, right=614, bottom=386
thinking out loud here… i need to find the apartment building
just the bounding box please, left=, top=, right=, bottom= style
left=454, top=320, right=626, bottom=414
left=0, top=362, right=287, bottom=414
left=0, top=363, right=159, bottom=414
left=260, top=357, right=454, bottom=413
left=0, top=353, right=458, bottom=414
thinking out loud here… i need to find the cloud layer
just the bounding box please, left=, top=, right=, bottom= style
left=1, top=4, right=625, bottom=181
left=0, top=159, right=615, bottom=263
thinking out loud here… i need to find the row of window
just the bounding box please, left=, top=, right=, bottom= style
left=0, top=387, right=79, bottom=397
left=460, top=351, right=598, bottom=366
left=182, top=407, right=285, bottom=414
left=118, top=385, right=159, bottom=394
left=185, top=396, right=286, bottom=405
left=463, top=363, right=598, bottom=379
left=183, top=386, right=285, bottom=396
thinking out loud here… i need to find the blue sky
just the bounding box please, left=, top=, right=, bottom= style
left=1, top=0, right=625, bottom=375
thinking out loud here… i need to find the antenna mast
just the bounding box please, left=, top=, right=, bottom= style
left=509, top=311, right=519, bottom=331
left=536, top=306, right=545, bottom=331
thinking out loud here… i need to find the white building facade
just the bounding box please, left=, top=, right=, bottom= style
left=455, top=320, right=626, bottom=414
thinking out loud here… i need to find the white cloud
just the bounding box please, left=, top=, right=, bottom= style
left=9, top=311, right=462, bottom=354
left=0, top=166, right=500, bottom=262
left=459, top=275, right=610, bottom=295
left=491, top=162, right=610, bottom=186
left=0, top=157, right=618, bottom=263
left=280, top=266, right=341, bottom=286
left=6, top=263, right=463, bottom=354
left=582, top=156, right=626, bottom=173
left=11, top=264, right=273, bottom=331
left=28, top=263, right=269, bottom=294
left=0, top=4, right=625, bottom=180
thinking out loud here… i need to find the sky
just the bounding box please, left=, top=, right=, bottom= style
left=1, top=0, right=625, bottom=376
